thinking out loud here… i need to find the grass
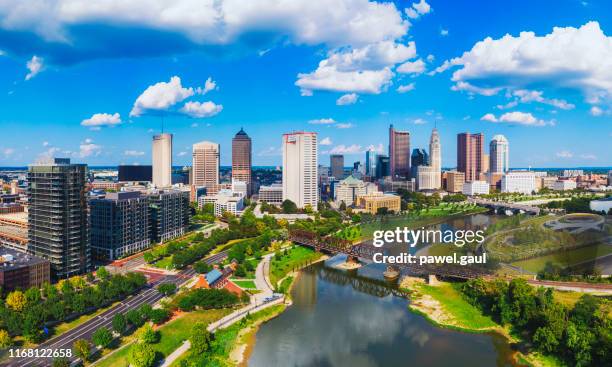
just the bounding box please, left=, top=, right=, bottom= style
left=94, top=309, right=232, bottom=367
left=270, top=246, right=322, bottom=286
left=211, top=238, right=249, bottom=254
left=552, top=290, right=584, bottom=308
left=231, top=279, right=257, bottom=289
left=153, top=256, right=174, bottom=270
left=412, top=282, right=497, bottom=331
left=511, top=244, right=612, bottom=273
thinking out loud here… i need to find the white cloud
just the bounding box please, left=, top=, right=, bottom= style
left=130, top=76, right=194, bottom=117
left=2, top=148, right=15, bottom=158
left=509, top=89, right=574, bottom=110
left=580, top=153, right=597, bottom=160
left=336, top=123, right=354, bottom=129
left=426, top=54, right=435, bottom=63
left=436, top=22, right=612, bottom=106
left=257, top=146, right=282, bottom=157
left=405, top=0, right=432, bottom=19
left=365, top=143, right=384, bottom=153
left=397, top=59, right=425, bottom=75
left=196, top=77, right=217, bottom=95
left=320, top=137, right=333, bottom=146
left=413, top=118, right=427, bottom=125
left=81, top=112, right=121, bottom=127
left=191, top=122, right=199, bottom=128
left=590, top=106, right=603, bottom=116
left=480, top=111, right=552, bottom=126
left=440, top=29, right=449, bottom=36
left=297, top=65, right=393, bottom=94
left=180, top=101, right=223, bottom=118
left=336, top=93, right=359, bottom=105
left=556, top=150, right=573, bottom=158
left=451, top=81, right=501, bottom=96
left=397, top=83, right=415, bottom=93
left=177, top=151, right=187, bottom=157
left=42, top=141, right=49, bottom=147
left=124, top=150, right=145, bottom=156
left=309, top=118, right=336, bottom=125
left=25, top=55, right=43, bottom=80
left=79, top=139, right=102, bottom=158
left=329, top=144, right=362, bottom=154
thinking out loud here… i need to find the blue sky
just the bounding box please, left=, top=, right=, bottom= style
left=0, top=0, right=610, bottom=168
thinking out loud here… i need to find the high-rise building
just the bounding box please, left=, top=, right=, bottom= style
left=457, top=132, right=484, bottom=182
left=375, top=155, right=390, bottom=179
left=501, top=171, right=536, bottom=194
left=282, top=132, right=318, bottom=210
left=148, top=189, right=191, bottom=242
left=410, top=149, right=428, bottom=179
left=192, top=141, right=220, bottom=188
left=389, top=124, right=410, bottom=178
left=27, top=158, right=90, bottom=278
left=152, top=133, right=172, bottom=187
left=429, top=128, right=442, bottom=189
left=365, top=149, right=377, bottom=176
left=445, top=171, right=465, bottom=193
left=232, top=128, right=252, bottom=195
left=330, top=154, right=344, bottom=179
left=118, top=165, right=153, bottom=182
left=90, top=191, right=151, bottom=261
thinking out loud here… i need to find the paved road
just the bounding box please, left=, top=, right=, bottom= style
left=2, top=250, right=229, bottom=367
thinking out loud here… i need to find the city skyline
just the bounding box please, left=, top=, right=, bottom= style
left=0, top=1, right=612, bottom=168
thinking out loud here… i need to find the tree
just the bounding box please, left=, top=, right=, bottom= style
left=157, top=283, right=177, bottom=296
left=0, top=329, right=12, bottom=348
left=92, top=327, right=113, bottom=348
left=112, top=313, right=127, bottom=335
left=126, top=309, right=144, bottom=327
left=6, top=290, right=27, bottom=312
left=128, top=342, right=156, bottom=367
left=281, top=199, right=298, bottom=214
left=96, top=266, right=110, bottom=280
left=190, top=322, right=212, bottom=355
left=150, top=309, right=171, bottom=325
left=52, top=357, right=70, bottom=367
left=24, top=287, right=41, bottom=304
left=137, top=324, right=159, bottom=344
left=138, top=304, right=154, bottom=321
left=73, top=339, right=91, bottom=362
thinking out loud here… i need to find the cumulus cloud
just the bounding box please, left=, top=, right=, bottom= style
left=440, top=29, right=449, bottom=36
left=79, top=138, right=101, bottom=157
left=580, top=153, right=597, bottom=160
left=197, top=77, right=217, bottom=95
left=556, top=150, right=573, bottom=158
left=397, top=59, right=425, bottom=75
left=436, top=22, right=612, bottom=106
left=365, top=143, right=384, bottom=153
left=130, top=76, right=194, bottom=117
left=413, top=118, right=427, bottom=125
left=329, top=144, right=362, bottom=154
left=320, top=137, right=333, bottom=146
left=124, top=150, right=145, bottom=156
left=480, top=111, right=552, bottom=126
left=2, top=148, right=15, bottom=158
left=336, top=123, right=354, bottom=129
left=308, top=118, right=336, bottom=125
left=405, top=0, right=432, bottom=19
left=25, top=55, right=43, bottom=80
left=397, top=83, right=415, bottom=93
left=336, top=93, right=359, bottom=105
left=590, top=106, right=604, bottom=116
left=180, top=101, right=223, bottom=118
left=257, top=146, right=282, bottom=157
left=496, top=89, right=574, bottom=110
left=81, top=112, right=121, bottom=128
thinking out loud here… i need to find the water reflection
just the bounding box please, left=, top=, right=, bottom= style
left=249, top=259, right=516, bottom=367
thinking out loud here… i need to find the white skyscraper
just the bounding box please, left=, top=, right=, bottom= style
left=490, top=135, right=509, bottom=173
left=429, top=128, right=441, bottom=189
left=192, top=141, right=220, bottom=187
left=152, top=133, right=172, bottom=187
left=282, top=132, right=318, bottom=210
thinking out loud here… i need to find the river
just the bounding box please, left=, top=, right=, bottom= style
left=249, top=214, right=519, bottom=367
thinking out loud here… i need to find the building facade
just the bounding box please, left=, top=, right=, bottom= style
left=0, top=248, right=50, bottom=291
left=28, top=158, right=90, bottom=278
left=258, top=184, right=283, bottom=205
left=193, top=141, right=220, bottom=188
left=335, top=175, right=371, bottom=206
left=282, top=132, right=318, bottom=210
left=148, top=189, right=190, bottom=243
left=416, top=166, right=438, bottom=191
left=553, top=180, right=577, bottom=191
left=90, top=191, right=151, bottom=261
left=389, top=124, right=410, bottom=178
left=152, top=133, right=173, bottom=187
left=457, top=132, right=484, bottom=182
left=410, top=149, right=428, bottom=180
left=375, top=155, right=390, bottom=179
left=330, top=154, right=344, bottom=180
left=489, top=135, right=509, bottom=173
left=501, top=171, right=536, bottom=194
left=232, top=128, right=252, bottom=195
left=199, top=189, right=245, bottom=217
left=356, top=192, right=401, bottom=214
left=428, top=128, right=442, bottom=189
left=462, top=181, right=490, bottom=196
left=118, top=165, right=152, bottom=182
left=445, top=171, right=465, bottom=193
left=365, top=149, right=377, bottom=177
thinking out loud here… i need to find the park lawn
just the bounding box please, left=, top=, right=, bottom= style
left=231, top=279, right=257, bottom=289
left=153, top=256, right=174, bottom=270
left=270, top=246, right=322, bottom=286
left=553, top=290, right=584, bottom=308
left=414, top=282, right=497, bottom=330
left=212, top=238, right=249, bottom=254
left=51, top=301, right=120, bottom=338
left=424, top=243, right=459, bottom=256
left=95, top=309, right=231, bottom=367
left=511, top=244, right=612, bottom=273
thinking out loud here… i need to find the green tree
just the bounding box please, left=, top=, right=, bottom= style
left=150, top=309, right=170, bottom=325
left=92, top=327, right=113, bottom=348
left=5, top=290, right=27, bottom=312
left=190, top=322, right=212, bottom=355
left=0, top=329, right=12, bottom=348
left=126, top=309, right=144, bottom=327
left=137, top=324, right=159, bottom=344
left=281, top=199, right=298, bottom=214
left=157, top=283, right=177, bottom=296
left=96, top=266, right=110, bottom=280
left=52, top=357, right=70, bottom=367
left=112, top=313, right=127, bottom=335
left=73, top=339, right=91, bottom=362
left=128, top=342, right=156, bottom=367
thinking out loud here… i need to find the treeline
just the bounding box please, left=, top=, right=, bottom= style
left=173, top=288, right=246, bottom=312
left=544, top=197, right=596, bottom=213
left=0, top=271, right=146, bottom=343
left=461, top=278, right=611, bottom=366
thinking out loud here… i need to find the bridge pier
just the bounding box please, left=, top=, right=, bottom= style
left=383, top=265, right=400, bottom=280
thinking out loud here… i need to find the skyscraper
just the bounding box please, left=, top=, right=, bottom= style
left=490, top=135, right=509, bottom=173
left=457, top=132, right=484, bottom=182
left=152, top=133, right=172, bottom=187
left=365, top=148, right=377, bottom=176
left=429, top=128, right=442, bottom=189
left=282, top=132, right=318, bottom=210
left=375, top=155, right=390, bottom=179
left=389, top=124, right=410, bottom=178
left=27, top=158, right=90, bottom=278
left=192, top=141, right=220, bottom=188
left=410, top=149, right=428, bottom=179
left=232, top=128, right=252, bottom=195
left=330, top=154, right=344, bottom=179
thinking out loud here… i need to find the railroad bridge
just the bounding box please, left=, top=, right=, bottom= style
left=468, top=198, right=541, bottom=215
left=289, top=229, right=492, bottom=280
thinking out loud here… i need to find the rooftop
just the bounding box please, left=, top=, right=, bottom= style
left=0, top=247, right=48, bottom=271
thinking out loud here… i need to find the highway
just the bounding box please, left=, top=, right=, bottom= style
left=3, top=250, right=229, bottom=367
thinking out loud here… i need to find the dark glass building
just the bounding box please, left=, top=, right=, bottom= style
left=118, top=165, right=153, bottom=182
left=375, top=155, right=390, bottom=179
left=410, top=148, right=429, bottom=179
